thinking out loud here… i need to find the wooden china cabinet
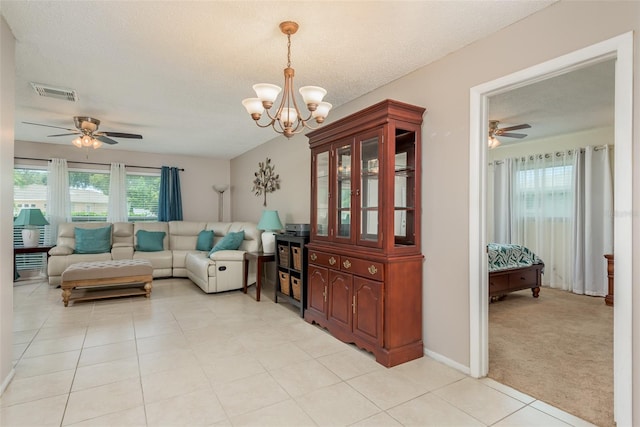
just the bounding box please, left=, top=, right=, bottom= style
left=305, top=99, right=426, bottom=367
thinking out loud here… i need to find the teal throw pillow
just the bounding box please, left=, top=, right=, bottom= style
left=196, top=230, right=214, bottom=251
left=75, top=225, right=112, bottom=254
left=208, top=231, right=244, bottom=256
left=136, top=230, right=166, bottom=252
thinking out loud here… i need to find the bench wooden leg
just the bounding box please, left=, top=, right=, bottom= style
left=144, top=281, right=152, bottom=298
left=62, top=288, right=72, bottom=307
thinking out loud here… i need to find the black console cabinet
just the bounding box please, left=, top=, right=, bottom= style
left=274, top=234, right=309, bottom=317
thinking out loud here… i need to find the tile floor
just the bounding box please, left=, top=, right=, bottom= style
left=1, top=277, right=595, bottom=426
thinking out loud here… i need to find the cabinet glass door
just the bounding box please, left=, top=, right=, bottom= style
left=394, top=129, right=416, bottom=246
left=358, top=133, right=381, bottom=246
left=336, top=143, right=352, bottom=241
left=314, top=150, right=329, bottom=238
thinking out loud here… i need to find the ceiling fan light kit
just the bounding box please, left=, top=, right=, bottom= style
left=242, top=21, right=332, bottom=138
left=488, top=119, right=531, bottom=149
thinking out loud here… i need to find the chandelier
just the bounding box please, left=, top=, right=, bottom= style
left=242, top=21, right=332, bottom=138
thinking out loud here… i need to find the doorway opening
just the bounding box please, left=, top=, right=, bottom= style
left=468, top=32, right=633, bottom=425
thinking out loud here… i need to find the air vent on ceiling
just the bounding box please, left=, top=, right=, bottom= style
left=30, top=82, right=78, bottom=102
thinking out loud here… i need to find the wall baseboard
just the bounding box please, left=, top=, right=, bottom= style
left=424, top=347, right=471, bottom=376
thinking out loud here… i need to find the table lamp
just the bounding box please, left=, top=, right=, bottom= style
left=14, top=208, right=49, bottom=248
left=257, top=210, right=283, bottom=254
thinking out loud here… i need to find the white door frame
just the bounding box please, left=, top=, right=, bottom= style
left=468, top=32, right=633, bottom=425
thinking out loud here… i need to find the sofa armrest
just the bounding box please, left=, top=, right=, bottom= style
left=209, top=250, right=246, bottom=262
left=49, top=245, right=73, bottom=256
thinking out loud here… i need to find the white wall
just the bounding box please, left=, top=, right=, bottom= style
left=0, top=15, right=15, bottom=395
left=230, top=133, right=310, bottom=225
left=15, top=141, right=231, bottom=222
left=231, top=1, right=640, bottom=420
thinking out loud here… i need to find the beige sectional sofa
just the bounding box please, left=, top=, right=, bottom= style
left=47, top=221, right=261, bottom=293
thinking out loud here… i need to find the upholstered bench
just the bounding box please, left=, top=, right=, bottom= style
left=60, top=259, right=153, bottom=307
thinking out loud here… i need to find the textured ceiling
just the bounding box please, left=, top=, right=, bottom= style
left=1, top=1, right=564, bottom=158
left=489, top=59, right=615, bottom=147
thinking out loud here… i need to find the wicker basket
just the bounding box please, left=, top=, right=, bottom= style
left=292, top=247, right=302, bottom=270
left=291, top=276, right=301, bottom=301
left=278, top=245, right=289, bottom=268
left=279, top=271, right=290, bottom=295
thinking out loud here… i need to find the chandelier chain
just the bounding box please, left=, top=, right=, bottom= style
left=286, top=33, right=292, bottom=68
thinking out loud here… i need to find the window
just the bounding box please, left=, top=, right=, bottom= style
left=68, top=170, right=161, bottom=222
left=126, top=174, right=160, bottom=221
left=69, top=170, right=110, bottom=221
left=13, top=165, right=161, bottom=273
left=514, top=164, right=574, bottom=219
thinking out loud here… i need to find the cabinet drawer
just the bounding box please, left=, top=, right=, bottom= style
left=308, top=250, right=340, bottom=269
left=489, top=274, right=509, bottom=294
left=508, top=269, right=539, bottom=287
left=340, top=257, right=384, bottom=281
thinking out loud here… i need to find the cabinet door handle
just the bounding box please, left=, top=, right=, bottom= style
left=323, top=286, right=327, bottom=302
left=368, top=265, right=378, bottom=275
left=310, top=253, right=317, bottom=261
left=353, top=295, right=356, bottom=314
left=329, top=256, right=336, bottom=266
left=343, top=259, right=351, bottom=269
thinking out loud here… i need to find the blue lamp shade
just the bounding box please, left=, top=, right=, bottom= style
left=257, top=210, right=283, bottom=231
left=14, top=208, right=49, bottom=248
left=14, top=208, right=49, bottom=227
left=257, top=210, right=283, bottom=254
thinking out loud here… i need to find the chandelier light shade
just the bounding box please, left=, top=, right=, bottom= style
left=14, top=208, right=49, bottom=248
left=242, top=21, right=332, bottom=138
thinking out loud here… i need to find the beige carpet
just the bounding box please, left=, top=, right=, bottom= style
left=489, top=287, right=613, bottom=427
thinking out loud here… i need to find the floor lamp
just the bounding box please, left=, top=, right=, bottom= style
left=213, top=185, right=229, bottom=221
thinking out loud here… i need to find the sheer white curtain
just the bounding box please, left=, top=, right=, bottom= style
left=107, top=162, right=128, bottom=222
left=47, top=158, right=71, bottom=242
left=511, top=150, right=576, bottom=290
left=572, top=146, right=613, bottom=296
left=494, top=145, right=613, bottom=295
left=492, top=158, right=513, bottom=244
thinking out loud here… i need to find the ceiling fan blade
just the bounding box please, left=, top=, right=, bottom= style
left=499, top=123, right=531, bottom=132
left=23, top=121, right=77, bottom=132
left=499, top=132, right=528, bottom=139
left=102, top=131, right=143, bottom=139
left=47, top=132, right=80, bottom=137
left=95, top=135, right=119, bottom=145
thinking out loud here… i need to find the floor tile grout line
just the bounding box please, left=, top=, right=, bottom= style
left=58, top=300, right=93, bottom=427
left=133, top=309, right=150, bottom=427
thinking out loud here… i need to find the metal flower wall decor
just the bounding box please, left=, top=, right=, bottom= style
left=251, top=157, right=280, bottom=206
